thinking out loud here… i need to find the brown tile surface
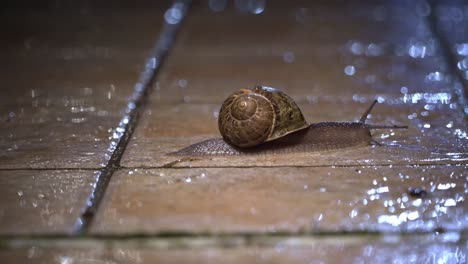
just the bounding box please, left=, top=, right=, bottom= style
left=0, top=170, right=98, bottom=235
left=122, top=1, right=467, bottom=168
left=122, top=101, right=466, bottom=168
left=152, top=1, right=456, bottom=104
left=0, top=1, right=465, bottom=262
left=2, top=235, right=466, bottom=263
left=0, top=104, right=120, bottom=169
left=91, top=166, right=466, bottom=234
left=0, top=2, right=168, bottom=168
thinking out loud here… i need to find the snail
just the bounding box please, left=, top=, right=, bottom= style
left=170, top=86, right=407, bottom=156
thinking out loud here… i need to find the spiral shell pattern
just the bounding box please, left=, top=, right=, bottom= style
left=218, top=88, right=275, bottom=147
left=218, top=86, right=309, bottom=148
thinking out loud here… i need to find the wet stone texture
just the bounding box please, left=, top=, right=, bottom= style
left=105, top=0, right=468, bottom=240
left=91, top=166, right=466, bottom=234
left=1, top=235, right=466, bottom=264
left=122, top=1, right=468, bottom=168
left=0, top=1, right=168, bottom=168
left=1, top=0, right=468, bottom=262
left=122, top=101, right=466, bottom=168
left=0, top=170, right=98, bottom=235
left=149, top=1, right=457, bottom=103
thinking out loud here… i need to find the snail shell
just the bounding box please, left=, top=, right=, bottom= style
left=218, top=86, right=309, bottom=147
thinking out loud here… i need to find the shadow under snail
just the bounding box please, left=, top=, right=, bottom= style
left=170, top=86, right=407, bottom=156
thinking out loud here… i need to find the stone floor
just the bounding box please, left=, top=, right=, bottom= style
left=0, top=0, right=467, bottom=263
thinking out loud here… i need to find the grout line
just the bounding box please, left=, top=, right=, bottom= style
left=427, top=1, right=468, bottom=108
left=74, top=0, right=191, bottom=235
left=0, top=168, right=99, bottom=171
left=1, top=230, right=466, bottom=249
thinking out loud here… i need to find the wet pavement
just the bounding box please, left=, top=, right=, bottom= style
left=0, top=0, right=467, bottom=263
left=0, top=1, right=168, bottom=168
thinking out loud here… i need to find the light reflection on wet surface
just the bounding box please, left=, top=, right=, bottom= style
left=90, top=166, right=467, bottom=234
left=115, top=7, right=468, bottom=257
left=0, top=0, right=467, bottom=261
left=122, top=97, right=467, bottom=167
left=2, top=234, right=466, bottom=263
left=0, top=170, right=99, bottom=234
left=0, top=0, right=175, bottom=169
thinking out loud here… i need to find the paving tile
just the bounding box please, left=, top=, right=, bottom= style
left=1, top=235, right=466, bottom=264
left=122, top=100, right=466, bottom=168
left=152, top=1, right=456, bottom=104
left=123, top=1, right=467, bottom=168
left=0, top=170, right=98, bottom=235
left=0, top=2, right=168, bottom=168
left=90, top=166, right=466, bottom=234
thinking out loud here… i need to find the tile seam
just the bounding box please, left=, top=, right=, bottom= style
left=1, top=230, right=467, bottom=247
left=74, top=0, right=191, bottom=235
left=427, top=1, right=468, bottom=109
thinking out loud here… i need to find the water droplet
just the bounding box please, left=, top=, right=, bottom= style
left=349, top=209, right=358, bottom=218
left=425, top=71, right=444, bottom=82
left=456, top=58, right=468, bottom=70
left=165, top=3, right=184, bottom=24
left=407, top=211, right=419, bottom=221
left=317, top=213, right=323, bottom=221
left=344, top=65, right=356, bottom=76
left=437, top=183, right=456, bottom=190
left=408, top=43, right=427, bottom=58
left=443, top=199, right=456, bottom=207
left=350, top=41, right=364, bottom=55
left=178, top=79, right=188, bottom=88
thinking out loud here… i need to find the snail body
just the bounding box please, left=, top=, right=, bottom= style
left=170, top=86, right=407, bottom=156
